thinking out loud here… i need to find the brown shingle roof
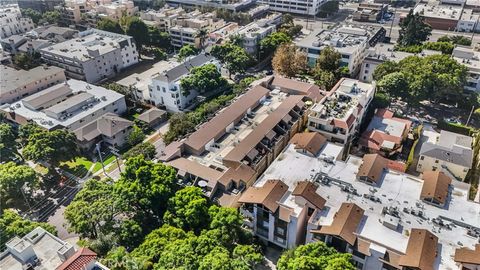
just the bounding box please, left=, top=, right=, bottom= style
left=238, top=179, right=288, bottom=213
left=167, top=157, right=223, bottom=183
left=420, top=171, right=452, bottom=205
left=73, top=113, right=132, bottom=142
left=184, top=85, right=270, bottom=153
left=454, top=244, right=480, bottom=265
left=357, top=154, right=387, bottom=183
left=399, top=229, right=438, bottom=270
left=223, top=95, right=304, bottom=163
left=137, top=107, right=166, bottom=124
left=56, top=248, right=97, bottom=270
left=292, top=181, right=326, bottom=209
left=312, top=202, right=364, bottom=245
left=270, top=76, right=325, bottom=102
left=290, top=132, right=327, bottom=156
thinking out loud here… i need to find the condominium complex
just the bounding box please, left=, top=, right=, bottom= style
left=148, top=54, right=220, bottom=112
left=257, top=0, right=328, bottom=15
left=236, top=13, right=282, bottom=55
left=0, top=227, right=109, bottom=270
left=140, top=6, right=188, bottom=31
left=160, top=76, right=322, bottom=207
left=40, top=29, right=139, bottom=83
left=0, top=4, right=34, bottom=39
left=308, top=78, right=376, bottom=145
left=296, top=25, right=386, bottom=75
left=1, top=79, right=127, bottom=131
left=0, top=65, right=66, bottom=105
left=239, top=144, right=479, bottom=270
left=452, top=45, right=480, bottom=92
left=417, top=130, right=473, bottom=180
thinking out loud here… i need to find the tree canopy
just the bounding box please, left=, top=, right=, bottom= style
left=398, top=10, right=432, bottom=46
left=211, top=42, right=251, bottom=76
left=97, top=18, right=124, bottom=34
left=437, top=35, right=472, bottom=46
left=277, top=241, right=355, bottom=270
left=147, top=26, right=171, bottom=51
left=164, top=186, right=209, bottom=232
left=259, top=32, right=292, bottom=58
left=312, top=46, right=349, bottom=90
left=126, top=17, right=149, bottom=49
left=374, top=54, right=468, bottom=103
left=127, top=125, right=146, bottom=147
left=123, top=142, right=156, bottom=160
left=178, top=44, right=199, bottom=61
left=0, top=123, right=18, bottom=162
left=0, top=162, right=39, bottom=212
left=272, top=43, right=308, bottom=78
left=180, top=63, right=228, bottom=96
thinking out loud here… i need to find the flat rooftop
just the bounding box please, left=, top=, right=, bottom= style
left=1, top=79, right=124, bottom=129
left=0, top=65, right=64, bottom=94
left=414, top=3, right=463, bottom=20
left=255, top=147, right=480, bottom=270
left=40, top=29, right=132, bottom=61
left=365, top=43, right=439, bottom=63
left=452, top=45, right=480, bottom=73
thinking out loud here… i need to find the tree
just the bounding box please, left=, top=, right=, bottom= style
left=196, top=28, right=208, bottom=50
left=312, top=46, right=345, bottom=89
left=40, top=10, right=61, bottom=25
left=103, top=246, right=149, bottom=270
left=316, top=46, right=341, bottom=73
left=272, top=43, right=307, bottom=78
left=377, top=72, right=410, bottom=99
left=0, top=162, right=39, bottom=211
left=13, top=52, right=40, bottom=70
left=314, top=69, right=337, bottom=90
left=438, top=35, right=472, bottom=46
left=180, top=63, right=228, bottom=96
left=208, top=205, right=247, bottom=248
left=372, top=60, right=399, bottom=81
left=65, top=179, right=123, bottom=239
left=22, top=128, right=79, bottom=167
left=318, top=1, right=339, bottom=18
left=178, top=44, right=198, bottom=61
left=277, top=241, right=355, bottom=270
left=127, top=125, right=146, bottom=146
left=211, top=42, right=251, bottom=77
left=163, top=113, right=195, bottom=144
left=126, top=17, right=149, bottom=50
left=398, top=10, right=432, bottom=46
left=0, top=123, right=18, bottom=162
left=103, top=82, right=135, bottom=105
left=259, top=32, right=292, bottom=58
left=148, top=26, right=171, bottom=51
left=164, top=187, right=209, bottom=232
left=123, top=142, right=156, bottom=160
left=22, top=8, right=42, bottom=24
left=97, top=18, right=124, bottom=34
left=18, top=123, right=42, bottom=147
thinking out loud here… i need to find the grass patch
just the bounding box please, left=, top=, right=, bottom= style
left=34, top=164, right=49, bottom=175
left=61, top=157, right=94, bottom=178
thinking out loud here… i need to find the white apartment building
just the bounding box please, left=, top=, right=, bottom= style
left=84, top=0, right=138, bottom=26
left=359, top=43, right=439, bottom=82
left=0, top=65, right=66, bottom=105
left=296, top=25, right=386, bottom=75
left=165, top=0, right=254, bottom=12
left=257, top=0, right=328, bottom=15
left=308, top=78, right=375, bottom=145
left=457, top=8, right=480, bottom=32
left=239, top=146, right=480, bottom=270
left=0, top=4, right=34, bottom=39
left=452, top=45, right=480, bottom=92
left=236, top=13, right=282, bottom=55
left=417, top=130, right=473, bottom=180
left=149, top=54, right=220, bottom=112
left=40, top=29, right=138, bottom=83
left=0, top=79, right=127, bottom=131
left=140, top=6, right=187, bottom=31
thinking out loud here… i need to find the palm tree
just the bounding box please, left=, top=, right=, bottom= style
left=196, top=28, right=208, bottom=51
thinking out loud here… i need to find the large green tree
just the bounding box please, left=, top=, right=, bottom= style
left=259, top=31, right=292, bottom=58
left=211, top=42, right=251, bottom=77
left=0, top=162, right=39, bottom=211
left=312, top=46, right=348, bottom=89
left=148, top=26, right=171, bottom=50
left=126, top=17, right=149, bottom=50
left=277, top=241, right=355, bottom=270
left=0, top=123, right=18, bottom=162
left=22, top=8, right=42, bottom=24
left=163, top=187, right=209, bottom=232
left=398, top=10, right=432, bottom=46
left=178, top=44, right=198, bottom=61
left=127, top=125, right=146, bottom=146
left=97, top=18, right=124, bottom=34
left=40, top=10, right=61, bottom=25
left=180, top=63, right=228, bottom=96
left=272, top=43, right=307, bottom=78
left=123, top=142, right=156, bottom=160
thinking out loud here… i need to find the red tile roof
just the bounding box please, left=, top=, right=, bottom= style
left=56, top=248, right=97, bottom=270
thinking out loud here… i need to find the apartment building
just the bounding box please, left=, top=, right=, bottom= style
left=359, top=108, right=412, bottom=157
left=359, top=43, right=439, bottom=82
left=353, top=3, right=388, bottom=22
left=160, top=76, right=319, bottom=207
left=452, top=45, right=480, bottom=92
left=169, top=11, right=226, bottom=48
left=140, top=6, right=188, bottom=31
left=165, top=0, right=254, bottom=11
left=236, top=13, right=282, bottom=55
left=417, top=130, right=473, bottom=180
left=413, top=3, right=462, bottom=31
left=57, top=0, right=88, bottom=26
left=239, top=148, right=480, bottom=270
left=0, top=227, right=109, bottom=270
left=148, top=54, right=220, bottom=112
left=0, top=65, right=66, bottom=105
left=257, top=0, right=328, bottom=15
left=308, top=78, right=376, bottom=145
left=296, top=25, right=386, bottom=75
left=40, top=29, right=138, bottom=83
left=0, top=79, right=127, bottom=131
left=0, top=4, right=34, bottom=39
left=84, top=0, right=138, bottom=26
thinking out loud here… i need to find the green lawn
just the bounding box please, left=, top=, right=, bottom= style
left=61, top=157, right=99, bottom=177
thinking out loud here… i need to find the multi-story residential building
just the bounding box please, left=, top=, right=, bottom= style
left=454, top=244, right=480, bottom=269
left=296, top=25, right=386, bottom=75
left=257, top=0, right=328, bottom=15
left=353, top=3, right=388, bottom=22
left=56, top=0, right=89, bottom=26
left=359, top=43, right=439, bottom=82
left=0, top=4, right=34, bottom=39
left=7, top=0, right=64, bottom=12
left=160, top=76, right=320, bottom=207
left=236, top=13, right=282, bottom=55
left=308, top=78, right=376, bottom=145
left=40, top=29, right=138, bottom=83
left=457, top=8, right=480, bottom=32
left=359, top=108, right=412, bottom=157
left=84, top=0, right=138, bottom=26
left=139, top=6, right=187, bottom=31
left=148, top=54, right=220, bottom=112
left=417, top=130, right=473, bottom=180
left=452, top=45, right=480, bottom=92
left=0, top=227, right=109, bottom=270
left=165, top=0, right=254, bottom=11
left=1, top=65, right=66, bottom=105
left=239, top=146, right=479, bottom=270
left=413, top=3, right=462, bottom=31
left=0, top=79, right=127, bottom=131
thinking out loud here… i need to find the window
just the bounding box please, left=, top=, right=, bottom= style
left=162, top=87, right=166, bottom=92
left=157, top=85, right=160, bottom=91
left=276, top=227, right=285, bottom=236
left=435, top=160, right=439, bottom=163
left=420, top=156, right=424, bottom=160
left=114, top=108, right=118, bottom=112
left=432, top=166, right=437, bottom=171
left=366, top=63, right=370, bottom=68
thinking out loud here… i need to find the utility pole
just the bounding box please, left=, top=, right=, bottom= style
left=109, top=146, right=122, bottom=173
left=466, top=105, right=475, bottom=126
left=96, top=143, right=106, bottom=176
left=389, top=8, right=396, bottom=39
